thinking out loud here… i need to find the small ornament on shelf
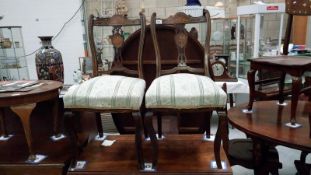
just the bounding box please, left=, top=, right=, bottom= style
left=73, top=69, right=83, bottom=84
left=115, top=0, right=128, bottom=16
left=0, top=38, right=12, bottom=48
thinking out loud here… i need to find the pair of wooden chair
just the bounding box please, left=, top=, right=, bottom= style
left=63, top=10, right=228, bottom=171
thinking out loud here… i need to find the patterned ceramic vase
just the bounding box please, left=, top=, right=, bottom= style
left=35, top=36, right=64, bottom=82
left=186, top=0, right=201, bottom=6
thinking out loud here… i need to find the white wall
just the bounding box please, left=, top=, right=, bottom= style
left=0, top=0, right=85, bottom=84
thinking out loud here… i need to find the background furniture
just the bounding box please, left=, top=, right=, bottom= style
left=246, top=0, right=311, bottom=127
left=0, top=83, right=97, bottom=175
left=0, top=80, right=63, bottom=163
left=247, top=58, right=311, bottom=125
left=0, top=26, right=29, bottom=81
left=236, top=3, right=286, bottom=78
left=228, top=100, right=311, bottom=175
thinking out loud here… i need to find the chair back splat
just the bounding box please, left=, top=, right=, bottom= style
left=150, top=10, right=212, bottom=78
left=88, top=13, right=146, bottom=78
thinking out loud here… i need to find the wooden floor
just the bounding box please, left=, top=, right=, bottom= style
left=68, top=134, right=232, bottom=175
left=0, top=134, right=73, bottom=175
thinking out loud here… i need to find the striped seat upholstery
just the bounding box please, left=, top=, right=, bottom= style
left=64, top=75, right=146, bottom=110
left=145, top=73, right=227, bottom=109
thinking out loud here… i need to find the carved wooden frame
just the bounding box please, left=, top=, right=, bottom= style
left=150, top=10, right=212, bottom=78
left=88, top=13, right=146, bottom=79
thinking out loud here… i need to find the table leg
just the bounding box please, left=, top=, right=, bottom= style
left=157, top=113, right=162, bottom=139
left=133, top=112, right=144, bottom=170
left=204, top=111, right=212, bottom=140
left=290, top=76, right=302, bottom=125
left=51, top=98, right=66, bottom=141
left=0, top=108, right=8, bottom=138
left=246, top=69, right=256, bottom=112
left=11, top=103, right=37, bottom=162
left=214, top=110, right=228, bottom=169
left=309, top=113, right=311, bottom=138
left=229, top=94, right=234, bottom=108
left=278, top=72, right=286, bottom=104
left=95, top=112, right=104, bottom=140
left=53, top=98, right=61, bottom=137
left=144, top=112, right=158, bottom=170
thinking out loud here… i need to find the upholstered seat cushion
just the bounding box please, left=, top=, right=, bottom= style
left=145, top=73, right=227, bottom=109
left=64, top=75, right=146, bottom=110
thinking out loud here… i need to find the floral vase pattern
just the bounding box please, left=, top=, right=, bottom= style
left=35, top=36, right=64, bottom=82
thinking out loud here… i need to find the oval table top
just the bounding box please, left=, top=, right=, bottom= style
left=228, top=100, right=311, bottom=152
left=0, top=80, right=62, bottom=107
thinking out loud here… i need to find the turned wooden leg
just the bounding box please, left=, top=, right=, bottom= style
left=0, top=108, right=8, bottom=137
left=11, top=103, right=36, bottom=162
left=133, top=112, right=144, bottom=170
left=247, top=69, right=256, bottom=111
left=144, top=112, right=158, bottom=170
left=52, top=98, right=62, bottom=138
left=291, top=76, right=302, bottom=125
left=278, top=72, right=286, bottom=104
left=95, top=112, right=104, bottom=138
left=253, top=139, right=264, bottom=175
left=204, top=111, right=212, bottom=139
left=229, top=94, right=234, bottom=108
left=214, top=110, right=228, bottom=169
left=157, top=113, right=162, bottom=139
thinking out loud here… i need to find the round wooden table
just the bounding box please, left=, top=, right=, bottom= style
left=0, top=80, right=62, bottom=163
left=228, top=100, right=311, bottom=174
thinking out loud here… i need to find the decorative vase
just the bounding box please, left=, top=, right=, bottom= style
left=35, top=36, right=64, bottom=82
left=186, top=0, right=201, bottom=6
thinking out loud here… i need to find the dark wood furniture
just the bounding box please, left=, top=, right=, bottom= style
left=228, top=100, right=311, bottom=175
left=67, top=135, right=232, bottom=175
left=0, top=99, right=97, bottom=175
left=121, top=25, right=212, bottom=135
left=144, top=10, right=228, bottom=170
left=0, top=80, right=62, bottom=163
left=66, top=13, right=146, bottom=170
left=247, top=57, right=311, bottom=125
left=246, top=0, right=311, bottom=126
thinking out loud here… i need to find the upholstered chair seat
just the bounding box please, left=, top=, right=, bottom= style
left=145, top=73, right=227, bottom=109
left=64, top=75, right=146, bottom=110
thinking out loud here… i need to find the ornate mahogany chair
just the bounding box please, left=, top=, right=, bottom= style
left=144, top=10, right=228, bottom=170
left=63, top=13, right=147, bottom=170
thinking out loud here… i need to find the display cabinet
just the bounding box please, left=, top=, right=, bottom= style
left=210, top=17, right=240, bottom=77
left=235, top=3, right=286, bottom=78
left=0, top=26, right=29, bottom=80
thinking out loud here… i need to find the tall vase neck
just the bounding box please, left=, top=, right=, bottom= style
left=38, top=36, right=54, bottom=49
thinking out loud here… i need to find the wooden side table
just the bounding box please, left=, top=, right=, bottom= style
left=229, top=100, right=311, bottom=175
left=246, top=56, right=311, bottom=127
left=0, top=80, right=63, bottom=163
